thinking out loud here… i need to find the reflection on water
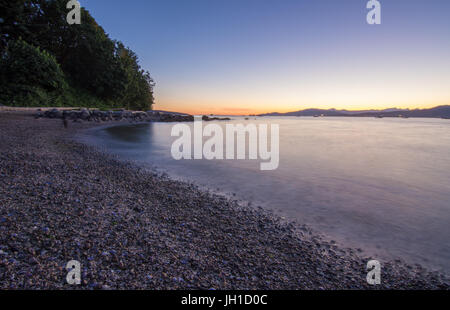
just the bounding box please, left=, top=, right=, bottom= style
left=105, top=123, right=155, bottom=143
left=86, top=117, right=450, bottom=274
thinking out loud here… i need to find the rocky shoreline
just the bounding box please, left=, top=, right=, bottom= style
left=0, top=111, right=448, bottom=289
left=35, top=108, right=231, bottom=123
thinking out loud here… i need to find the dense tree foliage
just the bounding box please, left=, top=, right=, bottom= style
left=0, top=0, right=155, bottom=110
left=0, top=38, right=67, bottom=106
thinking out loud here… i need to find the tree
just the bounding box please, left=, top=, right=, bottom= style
left=0, top=0, right=38, bottom=51
left=0, top=0, right=155, bottom=110
left=116, top=42, right=155, bottom=110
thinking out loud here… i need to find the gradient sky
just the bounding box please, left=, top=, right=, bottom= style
left=81, top=0, right=450, bottom=115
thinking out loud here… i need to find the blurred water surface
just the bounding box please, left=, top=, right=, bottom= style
left=85, top=117, right=450, bottom=273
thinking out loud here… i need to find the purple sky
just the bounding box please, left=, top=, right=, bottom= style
left=81, top=0, right=450, bottom=114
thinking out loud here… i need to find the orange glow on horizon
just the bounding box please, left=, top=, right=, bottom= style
left=155, top=100, right=450, bottom=116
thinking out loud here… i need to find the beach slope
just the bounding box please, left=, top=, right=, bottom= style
left=0, top=112, right=448, bottom=289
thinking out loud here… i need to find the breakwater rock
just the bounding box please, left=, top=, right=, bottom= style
left=35, top=108, right=231, bottom=123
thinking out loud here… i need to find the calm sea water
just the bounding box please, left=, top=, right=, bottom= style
left=83, top=117, right=450, bottom=273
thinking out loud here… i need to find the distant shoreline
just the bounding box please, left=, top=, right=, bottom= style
left=259, top=105, right=450, bottom=119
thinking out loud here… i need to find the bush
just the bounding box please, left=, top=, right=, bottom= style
left=0, top=39, right=67, bottom=106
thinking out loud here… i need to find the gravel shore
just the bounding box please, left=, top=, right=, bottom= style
left=0, top=112, right=448, bottom=289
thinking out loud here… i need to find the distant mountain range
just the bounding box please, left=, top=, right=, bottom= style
left=259, top=105, right=450, bottom=118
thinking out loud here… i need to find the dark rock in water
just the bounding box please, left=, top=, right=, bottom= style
left=202, top=115, right=231, bottom=121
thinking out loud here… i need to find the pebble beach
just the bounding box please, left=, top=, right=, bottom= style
left=0, top=111, right=448, bottom=290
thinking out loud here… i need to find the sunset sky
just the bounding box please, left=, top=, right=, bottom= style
left=82, top=0, right=450, bottom=115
